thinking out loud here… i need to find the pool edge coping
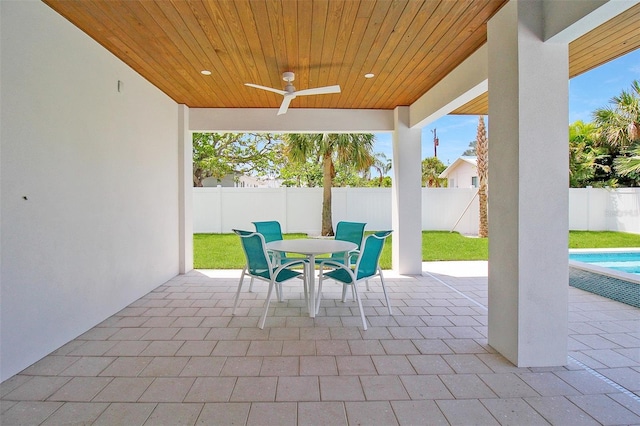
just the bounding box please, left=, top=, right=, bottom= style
left=569, top=247, right=640, bottom=285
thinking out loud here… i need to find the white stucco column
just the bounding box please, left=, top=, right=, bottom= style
left=178, top=104, right=193, bottom=274
left=391, top=106, right=423, bottom=274
left=487, top=0, right=569, bottom=366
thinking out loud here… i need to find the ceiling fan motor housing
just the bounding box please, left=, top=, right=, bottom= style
left=282, top=71, right=295, bottom=82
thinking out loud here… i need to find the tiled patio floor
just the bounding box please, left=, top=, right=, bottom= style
left=1, top=261, right=639, bottom=425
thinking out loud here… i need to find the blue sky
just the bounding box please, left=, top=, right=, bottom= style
left=373, top=48, right=640, bottom=167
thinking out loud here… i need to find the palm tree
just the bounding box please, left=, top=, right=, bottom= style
left=421, top=157, right=447, bottom=187
left=592, top=80, right=640, bottom=186
left=593, top=80, right=640, bottom=151
left=569, top=120, right=611, bottom=187
left=283, top=133, right=375, bottom=236
left=614, top=143, right=640, bottom=181
left=476, top=116, right=488, bottom=238
left=371, top=153, right=392, bottom=186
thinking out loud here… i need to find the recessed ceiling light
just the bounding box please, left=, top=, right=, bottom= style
left=364, top=73, right=375, bottom=78
left=200, top=70, right=212, bottom=75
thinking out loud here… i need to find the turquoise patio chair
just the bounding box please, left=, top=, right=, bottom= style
left=252, top=220, right=300, bottom=298
left=232, top=229, right=308, bottom=329
left=251, top=221, right=285, bottom=294
left=252, top=220, right=284, bottom=244
left=315, top=221, right=366, bottom=266
left=315, top=230, right=393, bottom=330
left=316, top=221, right=370, bottom=291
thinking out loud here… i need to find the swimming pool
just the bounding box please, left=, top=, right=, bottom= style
left=569, top=248, right=640, bottom=284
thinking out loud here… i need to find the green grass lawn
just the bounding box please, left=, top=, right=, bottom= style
left=193, top=230, right=640, bottom=269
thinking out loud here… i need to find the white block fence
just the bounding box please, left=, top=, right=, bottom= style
left=194, top=187, right=640, bottom=235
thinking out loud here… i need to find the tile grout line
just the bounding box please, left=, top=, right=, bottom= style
left=422, top=269, right=640, bottom=407
left=567, top=356, right=640, bottom=404
left=421, top=271, right=488, bottom=312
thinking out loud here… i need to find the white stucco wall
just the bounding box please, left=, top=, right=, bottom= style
left=1, top=2, right=180, bottom=381
left=446, top=162, right=478, bottom=188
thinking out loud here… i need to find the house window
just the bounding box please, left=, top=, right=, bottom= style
left=471, top=176, right=478, bottom=188
left=450, top=178, right=455, bottom=188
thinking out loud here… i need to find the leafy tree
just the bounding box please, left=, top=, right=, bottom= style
left=593, top=80, right=640, bottom=150
left=376, top=176, right=393, bottom=187
left=421, top=157, right=447, bottom=187
left=614, top=143, right=640, bottom=182
left=462, top=140, right=477, bottom=156
left=476, top=116, right=488, bottom=238
left=592, top=80, right=640, bottom=186
left=569, top=121, right=612, bottom=187
left=283, top=133, right=375, bottom=235
left=192, top=133, right=283, bottom=186
left=279, top=160, right=323, bottom=187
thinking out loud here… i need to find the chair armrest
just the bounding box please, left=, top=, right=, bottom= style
left=318, top=259, right=346, bottom=268
left=347, top=249, right=360, bottom=263
left=273, top=258, right=308, bottom=279
left=278, top=258, right=307, bottom=269
left=318, top=259, right=356, bottom=283
left=318, top=259, right=352, bottom=275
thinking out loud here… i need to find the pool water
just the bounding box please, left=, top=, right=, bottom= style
left=569, top=251, right=640, bottom=276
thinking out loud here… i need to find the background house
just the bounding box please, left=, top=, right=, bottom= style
left=202, top=175, right=282, bottom=188
left=439, top=156, right=478, bottom=188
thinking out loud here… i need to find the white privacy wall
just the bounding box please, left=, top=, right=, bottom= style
left=1, top=2, right=179, bottom=381
left=194, top=187, right=480, bottom=235
left=194, top=187, right=640, bottom=235
left=569, top=188, right=640, bottom=234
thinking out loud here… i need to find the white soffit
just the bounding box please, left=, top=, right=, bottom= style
left=189, top=108, right=395, bottom=133
left=409, top=44, right=488, bottom=129
left=544, top=0, right=639, bottom=43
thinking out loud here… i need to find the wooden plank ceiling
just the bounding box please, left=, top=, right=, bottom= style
left=43, top=1, right=639, bottom=115
left=452, top=2, right=640, bottom=115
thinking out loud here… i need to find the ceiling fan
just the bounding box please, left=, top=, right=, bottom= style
left=245, top=71, right=341, bottom=115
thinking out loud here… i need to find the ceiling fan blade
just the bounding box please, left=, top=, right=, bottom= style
left=244, top=83, right=287, bottom=96
left=294, top=85, right=341, bottom=96
left=277, top=94, right=295, bottom=115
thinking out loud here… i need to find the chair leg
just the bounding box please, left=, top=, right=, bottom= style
left=380, top=271, right=392, bottom=315
left=251, top=273, right=281, bottom=301
left=259, top=279, right=277, bottom=329
left=232, top=268, right=247, bottom=315
left=277, top=282, right=284, bottom=302
left=315, top=271, right=325, bottom=315
left=341, top=281, right=357, bottom=302
left=302, top=271, right=309, bottom=310
left=352, top=282, right=368, bottom=330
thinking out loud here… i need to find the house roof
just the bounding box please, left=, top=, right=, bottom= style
left=42, top=1, right=640, bottom=115
left=439, top=156, right=477, bottom=179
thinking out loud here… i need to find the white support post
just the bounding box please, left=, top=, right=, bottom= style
left=178, top=104, right=193, bottom=274
left=487, top=0, right=569, bottom=366
left=391, top=107, right=423, bottom=275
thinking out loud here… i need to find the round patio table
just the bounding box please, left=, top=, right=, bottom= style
left=266, top=239, right=358, bottom=318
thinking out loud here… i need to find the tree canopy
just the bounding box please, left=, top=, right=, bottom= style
left=569, top=80, right=640, bottom=187
left=462, top=140, right=477, bottom=156
left=192, top=133, right=283, bottom=186
left=421, top=157, right=447, bottom=187
left=283, top=133, right=376, bottom=235
left=193, top=132, right=388, bottom=189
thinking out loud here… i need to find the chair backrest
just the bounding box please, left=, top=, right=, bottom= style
left=252, top=221, right=284, bottom=243
left=331, top=221, right=366, bottom=259
left=355, top=231, right=392, bottom=279
left=253, top=221, right=286, bottom=260
left=233, top=229, right=271, bottom=276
